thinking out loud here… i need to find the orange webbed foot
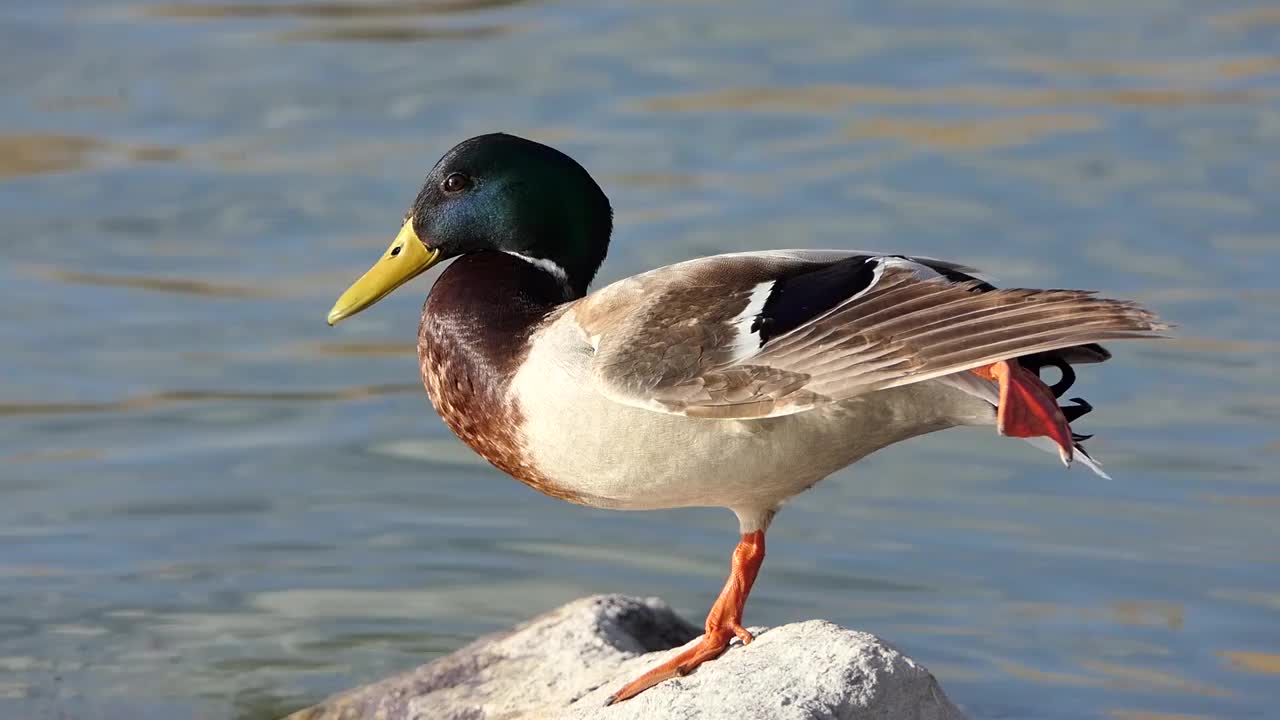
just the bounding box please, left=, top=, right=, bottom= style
left=605, top=530, right=766, bottom=705
left=972, top=359, right=1074, bottom=463
left=604, top=628, right=739, bottom=705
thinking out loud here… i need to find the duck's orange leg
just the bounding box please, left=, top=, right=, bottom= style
left=605, top=530, right=765, bottom=705
left=972, top=359, right=1074, bottom=463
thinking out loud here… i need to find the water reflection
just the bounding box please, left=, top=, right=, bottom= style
left=642, top=85, right=1269, bottom=114
left=139, top=0, right=531, bottom=19
left=3, top=448, right=106, bottom=464
left=274, top=23, right=513, bottom=43
left=39, top=268, right=277, bottom=298
left=0, top=385, right=417, bottom=416
left=1077, top=660, right=1231, bottom=697
left=1010, top=56, right=1280, bottom=82
left=1218, top=650, right=1280, bottom=674
left=303, top=340, right=417, bottom=357
left=0, top=134, right=182, bottom=179
left=1108, top=711, right=1212, bottom=720
left=1211, top=7, right=1280, bottom=29
left=1107, top=600, right=1184, bottom=630
left=995, top=658, right=1106, bottom=688
left=846, top=114, right=1101, bottom=150
left=0, top=134, right=102, bottom=178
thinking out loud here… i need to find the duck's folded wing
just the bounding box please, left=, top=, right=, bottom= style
left=576, top=251, right=1165, bottom=419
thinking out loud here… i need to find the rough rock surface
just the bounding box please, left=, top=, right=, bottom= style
left=287, top=594, right=966, bottom=720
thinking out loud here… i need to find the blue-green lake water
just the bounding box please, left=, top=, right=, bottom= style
left=2, top=1, right=1278, bottom=718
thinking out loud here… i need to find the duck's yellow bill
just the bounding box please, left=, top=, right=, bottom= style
left=327, top=219, right=441, bottom=326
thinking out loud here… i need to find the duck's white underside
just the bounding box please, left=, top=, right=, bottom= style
left=510, top=308, right=1000, bottom=533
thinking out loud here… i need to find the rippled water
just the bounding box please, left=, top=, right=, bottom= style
left=2, top=1, right=1278, bottom=718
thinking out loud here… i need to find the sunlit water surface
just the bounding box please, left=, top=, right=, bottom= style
left=2, top=1, right=1278, bottom=718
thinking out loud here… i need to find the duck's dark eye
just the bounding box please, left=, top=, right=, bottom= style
left=443, top=172, right=470, bottom=193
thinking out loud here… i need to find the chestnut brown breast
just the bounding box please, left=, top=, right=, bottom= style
left=417, top=252, right=584, bottom=504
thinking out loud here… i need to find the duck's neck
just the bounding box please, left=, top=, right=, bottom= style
left=417, top=251, right=575, bottom=412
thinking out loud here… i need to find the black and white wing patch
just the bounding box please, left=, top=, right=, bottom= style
left=748, top=255, right=881, bottom=346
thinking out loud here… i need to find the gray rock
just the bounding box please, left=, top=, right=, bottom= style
left=287, top=594, right=966, bottom=720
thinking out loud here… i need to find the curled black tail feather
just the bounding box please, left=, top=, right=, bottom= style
left=1019, top=355, right=1097, bottom=426
left=1062, top=397, right=1093, bottom=423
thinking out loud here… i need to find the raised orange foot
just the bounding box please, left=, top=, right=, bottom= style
left=605, top=530, right=765, bottom=705
left=972, top=359, right=1074, bottom=463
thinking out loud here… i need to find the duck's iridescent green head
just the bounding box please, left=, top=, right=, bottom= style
left=328, top=133, right=613, bottom=325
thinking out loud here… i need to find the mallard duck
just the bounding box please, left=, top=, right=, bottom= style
left=327, top=133, right=1165, bottom=703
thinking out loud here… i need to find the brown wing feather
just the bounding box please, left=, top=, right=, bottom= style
left=581, top=255, right=1166, bottom=419
left=736, top=269, right=1163, bottom=407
